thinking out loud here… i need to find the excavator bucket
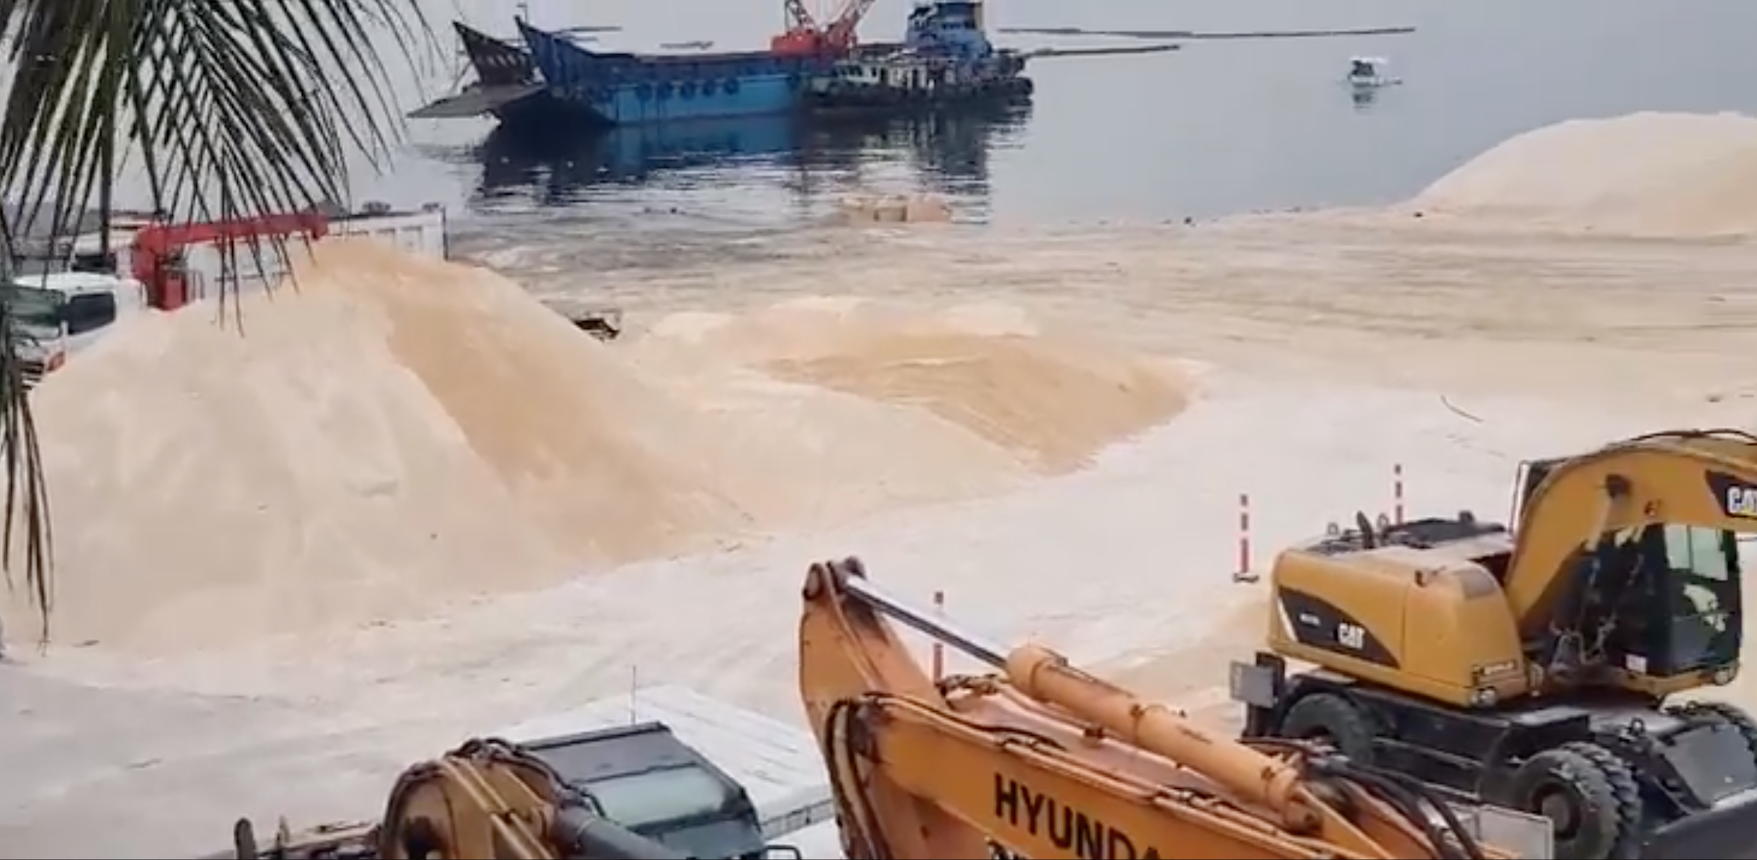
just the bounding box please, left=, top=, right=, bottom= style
left=1640, top=800, right=1757, bottom=857
left=1643, top=807, right=1757, bottom=858
left=1638, top=754, right=1757, bottom=859
left=1631, top=704, right=1757, bottom=859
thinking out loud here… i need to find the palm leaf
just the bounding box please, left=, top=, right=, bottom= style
left=0, top=0, right=433, bottom=645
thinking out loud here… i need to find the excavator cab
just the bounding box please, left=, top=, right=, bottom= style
left=1546, top=523, right=1741, bottom=688
left=518, top=721, right=795, bottom=859
left=1506, top=441, right=1747, bottom=696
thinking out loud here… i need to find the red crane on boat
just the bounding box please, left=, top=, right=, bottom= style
left=769, top=0, right=877, bottom=55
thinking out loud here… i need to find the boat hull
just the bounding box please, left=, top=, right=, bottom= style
left=804, top=75, right=1032, bottom=113
left=517, top=21, right=833, bottom=126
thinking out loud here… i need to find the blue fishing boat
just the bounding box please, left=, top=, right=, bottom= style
left=516, top=20, right=835, bottom=126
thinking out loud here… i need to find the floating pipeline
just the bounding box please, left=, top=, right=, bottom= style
left=1024, top=44, right=1181, bottom=59
left=998, top=25, right=1416, bottom=40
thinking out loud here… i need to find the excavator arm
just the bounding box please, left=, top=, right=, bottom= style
left=1504, top=429, right=1757, bottom=639
left=800, top=557, right=1533, bottom=859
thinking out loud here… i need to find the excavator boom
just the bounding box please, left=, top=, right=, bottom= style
left=800, top=557, right=1543, bottom=859
left=1505, top=429, right=1757, bottom=637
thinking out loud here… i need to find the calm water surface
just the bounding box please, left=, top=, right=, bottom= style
left=127, top=1, right=1757, bottom=251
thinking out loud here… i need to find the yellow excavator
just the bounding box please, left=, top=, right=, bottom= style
left=224, top=558, right=1554, bottom=860
left=1231, top=429, right=1757, bottom=859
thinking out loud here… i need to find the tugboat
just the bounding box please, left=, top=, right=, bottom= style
left=804, top=1, right=1032, bottom=112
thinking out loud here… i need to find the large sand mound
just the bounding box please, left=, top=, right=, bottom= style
left=5, top=245, right=1187, bottom=653
left=1412, top=111, right=1757, bottom=237
left=633, top=299, right=1187, bottom=474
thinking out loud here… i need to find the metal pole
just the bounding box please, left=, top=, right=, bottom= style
left=840, top=574, right=1007, bottom=669
left=931, top=590, right=945, bottom=680
left=627, top=665, right=637, bottom=725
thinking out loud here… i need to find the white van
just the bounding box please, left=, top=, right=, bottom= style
left=9, top=270, right=151, bottom=382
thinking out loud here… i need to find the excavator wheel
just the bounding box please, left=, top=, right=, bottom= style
left=1278, top=692, right=1380, bottom=764
left=1507, top=741, right=1643, bottom=860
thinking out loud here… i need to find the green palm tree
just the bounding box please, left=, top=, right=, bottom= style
left=0, top=0, right=432, bottom=644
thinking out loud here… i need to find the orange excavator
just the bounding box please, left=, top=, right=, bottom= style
left=799, top=557, right=1556, bottom=859
left=769, top=0, right=877, bottom=55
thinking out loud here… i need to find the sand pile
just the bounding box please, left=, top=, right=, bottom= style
left=10, top=240, right=768, bottom=651
left=633, top=298, right=1190, bottom=474
left=1412, top=111, right=1757, bottom=237
left=4, top=250, right=1188, bottom=653
left=838, top=193, right=953, bottom=225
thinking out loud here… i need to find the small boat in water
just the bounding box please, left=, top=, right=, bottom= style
left=1346, top=56, right=1401, bottom=88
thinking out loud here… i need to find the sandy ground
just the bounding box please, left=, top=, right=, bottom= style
left=9, top=218, right=1757, bottom=856
left=649, top=215, right=1757, bottom=398
left=12, top=113, right=1757, bottom=856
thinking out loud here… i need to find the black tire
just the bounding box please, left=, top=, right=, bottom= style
left=1509, top=741, right=1642, bottom=860
left=1278, top=692, right=1379, bottom=764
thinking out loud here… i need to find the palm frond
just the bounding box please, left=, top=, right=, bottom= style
left=0, top=0, right=434, bottom=644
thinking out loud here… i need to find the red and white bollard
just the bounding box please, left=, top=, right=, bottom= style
left=1233, top=493, right=1258, bottom=583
